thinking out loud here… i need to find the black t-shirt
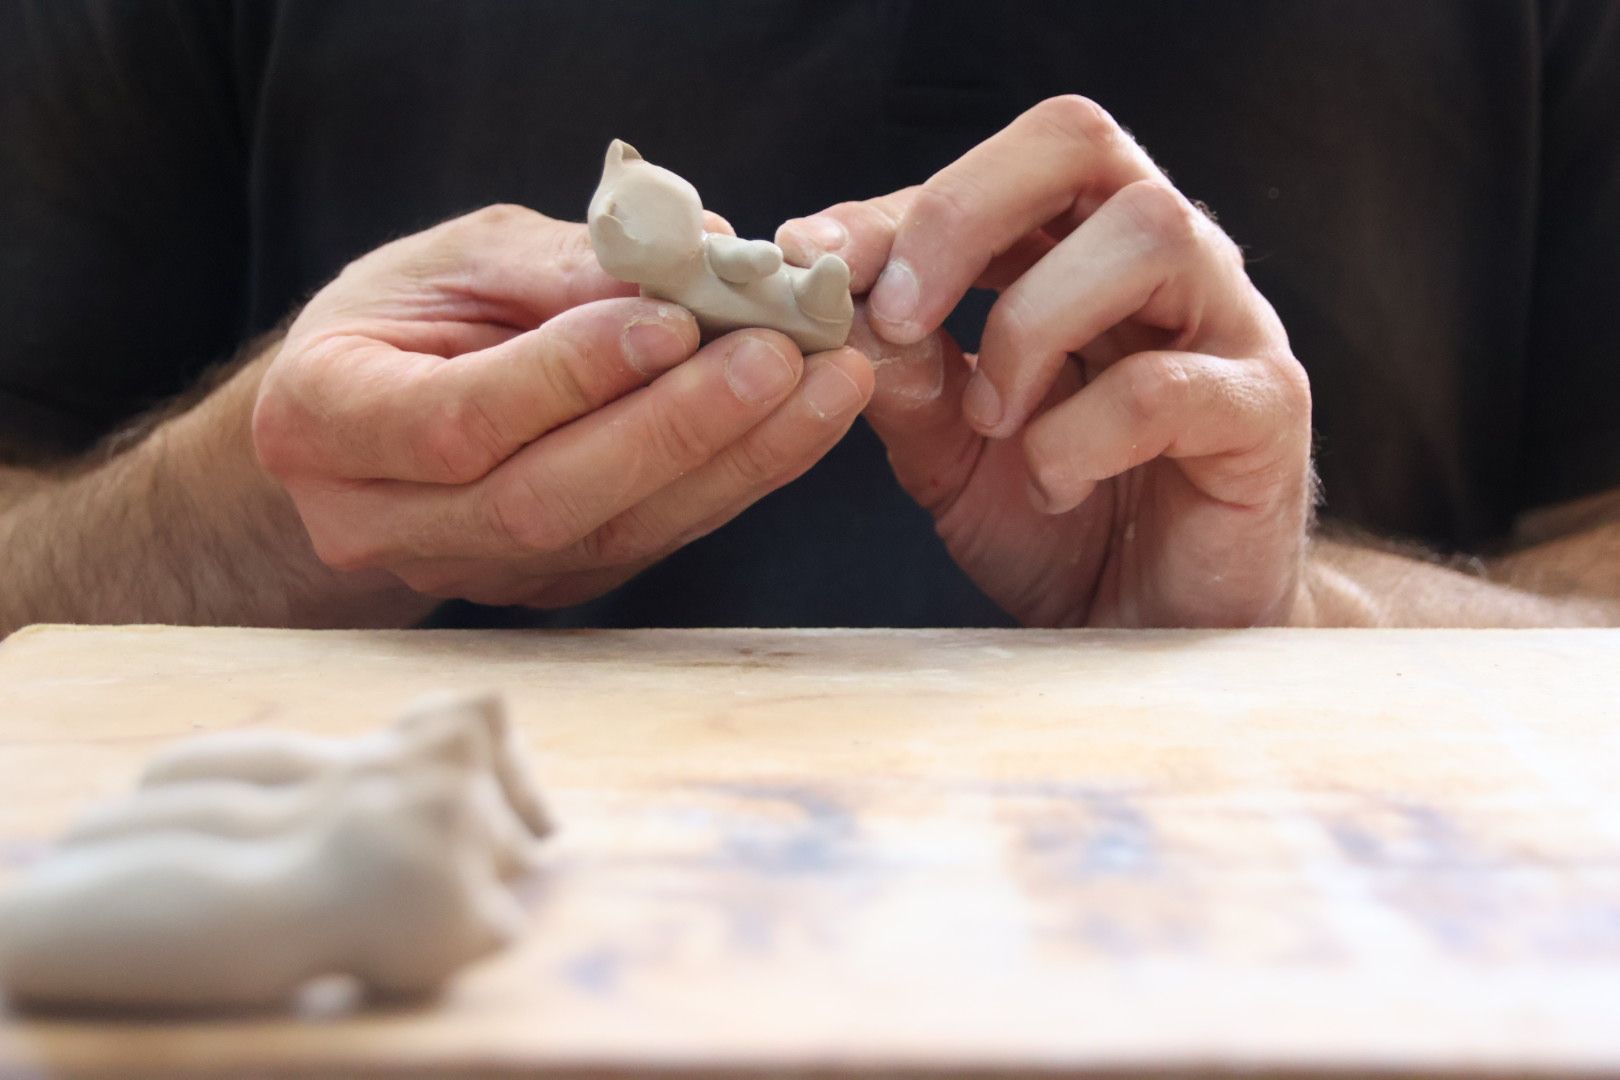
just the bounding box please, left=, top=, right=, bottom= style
left=3, top=1, right=1618, bottom=627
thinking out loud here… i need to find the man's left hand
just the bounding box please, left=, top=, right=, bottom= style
left=779, top=96, right=1315, bottom=627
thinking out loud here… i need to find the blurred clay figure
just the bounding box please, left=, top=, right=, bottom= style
left=0, top=767, right=523, bottom=1009
left=136, top=691, right=552, bottom=857
left=0, top=693, right=547, bottom=1011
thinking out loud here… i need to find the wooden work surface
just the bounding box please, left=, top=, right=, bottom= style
left=1, top=625, right=1618, bottom=1079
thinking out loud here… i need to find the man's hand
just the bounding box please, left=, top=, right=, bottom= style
left=779, top=96, right=1314, bottom=627
left=255, top=204, right=873, bottom=609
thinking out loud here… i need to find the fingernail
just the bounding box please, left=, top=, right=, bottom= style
left=963, top=371, right=1003, bottom=431
left=797, top=215, right=849, bottom=253
left=725, top=336, right=796, bottom=403
left=869, top=259, right=919, bottom=328
left=802, top=362, right=864, bottom=419
left=621, top=308, right=691, bottom=376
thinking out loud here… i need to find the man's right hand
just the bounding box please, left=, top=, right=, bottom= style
left=253, top=205, right=873, bottom=609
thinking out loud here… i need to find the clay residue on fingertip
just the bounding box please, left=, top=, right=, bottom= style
left=620, top=314, right=691, bottom=377
left=618, top=317, right=677, bottom=375
left=723, top=335, right=797, bottom=404
left=845, top=308, right=945, bottom=408
left=802, top=360, right=866, bottom=420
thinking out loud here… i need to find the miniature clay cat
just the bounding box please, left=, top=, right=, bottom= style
left=588, top=139, right=854, bottom=353
left=66, top=703, right=542, bottom=879
left=0, top=694, right=547, bottom=1011
left=0, top=768, right=522, bottom=1009
left=138, top=692, right=552, bottom=844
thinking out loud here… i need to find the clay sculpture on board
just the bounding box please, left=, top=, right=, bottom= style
left=140, top=692, right=550, bottom=836
left=130, top=691, right=551, bottom=875
left=0, top=769, right=521, bottom=1010
left=0, top=693, right=549, bottom=1012
left=588, top=139, right=854, bottom=353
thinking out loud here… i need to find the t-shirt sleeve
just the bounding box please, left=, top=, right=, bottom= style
left=1520, top=0, right=1620, bottom=510
left=0, top=1, right=249, bottom=463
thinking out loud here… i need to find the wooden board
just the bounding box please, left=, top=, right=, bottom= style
left=1, top=624, right=1619, bottom=1079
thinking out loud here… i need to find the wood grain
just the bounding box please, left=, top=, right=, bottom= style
left=1, top=624, right=1618, bottom=1079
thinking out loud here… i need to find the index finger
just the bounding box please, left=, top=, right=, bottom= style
left=864, top=95, right=1164, bottom=344
left=776, top=188, right=916, bottom=293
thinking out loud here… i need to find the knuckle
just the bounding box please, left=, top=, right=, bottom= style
left=1022, top=432, right=1070, bottom=497
left=305, top=521, right=383, bottom=574
left=1211, top=225, right=1247, bottom=271
left=1115, top=180, right=1199, bottom=250
left=578, top=511, right=661, bottom=567
left=485, top=468, right=580, bottom=553
left=848, top=194, right=905, bottom=233
left=466, top=202, right=539, bottom=230
left=432, top=204, right=552, bottom=262
left=535, top=332, right=597, bottom=408
left=1032, top=94, right=1121, bottom=149
left=249, top=386, right=305, bottom=479
left=725, top=432, right=795, bottom=488
left=1032, top=460, right=1073, bottom=505
left=417, top=395, right=506, bottom=484
left=1121, top=353, right=1191, bottom=424
left=393, top=564, right=464, bottom=600
left=644, top=399, right=719, bottom=468
left=252, top=343, right=347, bottom=477
left=1273, top=356, right=1314, bottom=422
left=909, top=180, right=978, bottom=238
left=549, top=222, right=597, bottom=260
left=983, top=290, right=1037, bottom=355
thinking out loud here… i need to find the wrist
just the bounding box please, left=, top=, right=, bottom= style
left=161, top=348, right=431, bottom=628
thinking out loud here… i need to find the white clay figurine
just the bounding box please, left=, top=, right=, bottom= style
left=0, top=768, right=522, bottom=1010
left=135, top=690, right=552, bottom=871
left=588, top=139, right=854, bottom=353
left=67, top=693, right=547, bottom=879
left=0, top=693, right=548, bottom=1012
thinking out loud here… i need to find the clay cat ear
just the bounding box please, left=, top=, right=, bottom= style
left=397, top=718, right=483, bottom=772
left=592, top=211, right=632, bottom=247
left=604, top=139, right=643, bottom=171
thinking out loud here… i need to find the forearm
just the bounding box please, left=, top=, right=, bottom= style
left=0, top=344, right=430, bottom=637
left=1295, top=517, right=1620, bottom=628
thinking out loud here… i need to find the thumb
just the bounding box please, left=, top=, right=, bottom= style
left=846, top=304, right=979, bottom=516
